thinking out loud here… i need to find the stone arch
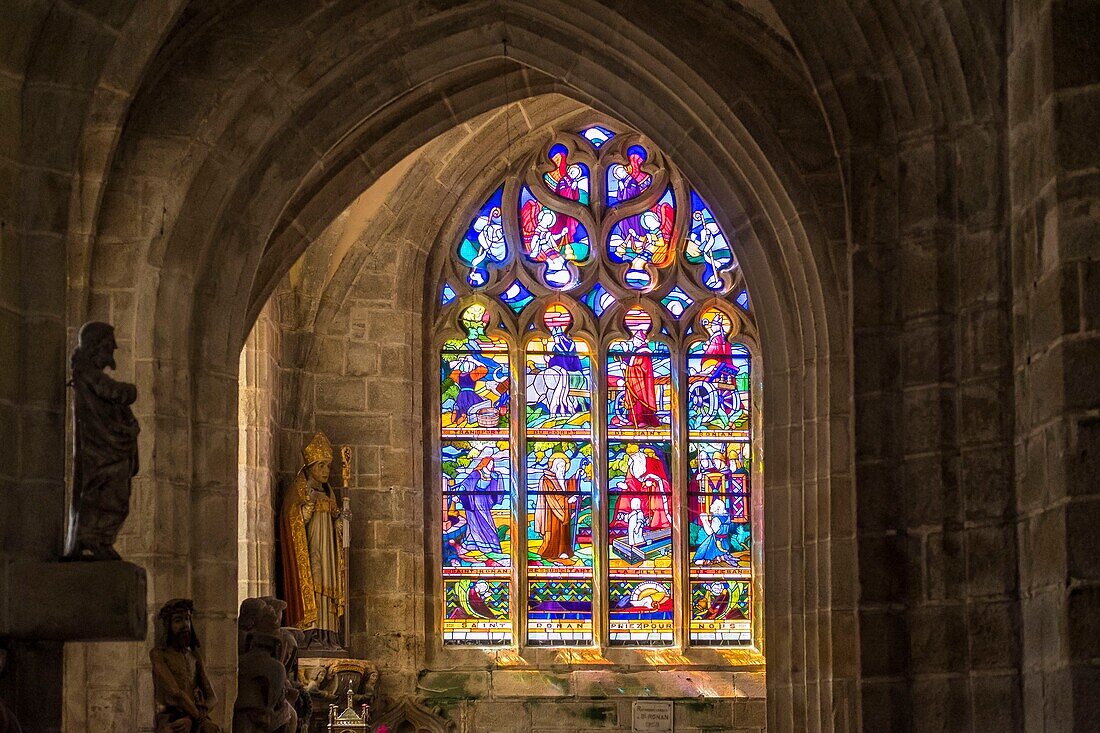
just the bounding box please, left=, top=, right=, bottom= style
left=78, top=1, right=852, bottom=728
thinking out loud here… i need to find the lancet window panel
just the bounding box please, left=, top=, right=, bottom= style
left=434, top=124, right=758, bottom=651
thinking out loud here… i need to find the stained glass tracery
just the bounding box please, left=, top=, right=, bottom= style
left=580, top=125, right=615, bottom=149
left=608, top=188, right=676, bottom=289
left=687, top=191, right=737, bottom=291
left=458, top=186, right=507, bottom=288
left=605, top=145, right=652, bottom=206
left=438, top=125, right=756, bottom=650
left=518, top=187, right=590, bottom=289
left=543, top=144, right=591, bottom=206
left=500, top=279, right=534, bottom=315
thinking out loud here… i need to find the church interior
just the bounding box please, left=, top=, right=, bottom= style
left=0, top=1, right=1097, bottom=731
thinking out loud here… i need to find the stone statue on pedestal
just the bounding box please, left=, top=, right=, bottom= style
left=234, top=605, right=296, bottom=732
left=65, top=321, right=140, bottom=561
left=279, top=433, right=348, bottom=649
left=150, top=599, right=221, bottom=733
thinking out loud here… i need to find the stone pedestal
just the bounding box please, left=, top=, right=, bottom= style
left=0, top=559, right=146, bottom=728
left=0, top=561, right=146, bottom=641
left=298, top=655, right=377, bottom=733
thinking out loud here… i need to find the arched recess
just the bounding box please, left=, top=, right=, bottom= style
left=76, top=1, right=852, bottom=728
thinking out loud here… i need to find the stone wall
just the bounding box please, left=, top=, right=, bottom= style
left=417, top=669, right=765, bottom=732
left=237, top=298, right=282, bottom=602
left=250, top=115, right=771, bottom=731
left=1008, top=1, right=1100, bottom=729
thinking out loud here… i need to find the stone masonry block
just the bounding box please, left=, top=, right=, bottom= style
left=315, top=375, right=366, bottom=412
left=490, top=670, right=572, bottom=698
left=524, top=700, right=618, bottom=729
left=418, top=669, right=489, bottom=699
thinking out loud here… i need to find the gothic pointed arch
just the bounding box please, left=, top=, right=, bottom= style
left=434, top=124, right=759, bottom=650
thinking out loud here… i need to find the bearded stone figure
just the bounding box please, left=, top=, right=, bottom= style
left=65, top=321, right=140, bottom=560
left=150, top=599, right=221, bottom=733
left=279, top=432, right=347, bottom=649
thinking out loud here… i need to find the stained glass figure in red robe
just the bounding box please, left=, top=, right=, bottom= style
left=611, top=448, right=672, bottom=533
left=612, top=311, right=661, bottom=427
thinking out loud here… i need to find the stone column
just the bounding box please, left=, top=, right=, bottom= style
left=1009, top=1, right=1100, bottom=729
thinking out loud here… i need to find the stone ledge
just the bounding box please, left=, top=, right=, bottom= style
left=418, top=670, right=490, bottom=699
left=417, top=668, right=766, bottom=703
left=491, top=669, right=573, bottom=698
left=0, top=559, right=146, bottom=641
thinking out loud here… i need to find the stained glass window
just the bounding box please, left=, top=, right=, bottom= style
left=526, top=304, right=594, bottom=644
left=607, top=307, right=674, bottom=645
left=438, top=124, right=756, bottom=650
left=687, top=307, right=752, bottom=644
left=441, top=304, right=513, bottom=645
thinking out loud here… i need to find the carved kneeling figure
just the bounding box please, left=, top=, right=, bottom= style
left=234, top=608, right=297, bottom=733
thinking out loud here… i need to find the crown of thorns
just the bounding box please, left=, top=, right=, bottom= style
left=158, top=598, right=194, bottom=622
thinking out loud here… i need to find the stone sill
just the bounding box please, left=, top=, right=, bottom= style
left=428, top=644, right=765, bottom=673
left=417, top=667, right=766, bottom=701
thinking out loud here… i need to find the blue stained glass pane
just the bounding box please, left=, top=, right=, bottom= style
left=686, top=190, right=736, bottom=291
left=660, top=286, right=693, bottom=319
left=441, top=283, right=457, bottom=306
left=581, top=282, right=615, bottom=318
left=457, top=185, right=508, bottom=288
left=736, top=290, right=750, bottom=310
left=579, top=125, right=615, bottom=149
left=500, top=279, right=534, bottom=315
